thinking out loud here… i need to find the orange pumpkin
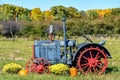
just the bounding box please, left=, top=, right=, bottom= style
left=70, top=67, right=77, bottom=77
left=18, top=69, right=28, bottom=76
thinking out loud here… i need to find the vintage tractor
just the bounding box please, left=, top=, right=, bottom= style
left=26, top=18, right=111, bottom=74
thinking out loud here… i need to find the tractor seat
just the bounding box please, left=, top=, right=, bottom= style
left=60, top=40, right=76, bottom=47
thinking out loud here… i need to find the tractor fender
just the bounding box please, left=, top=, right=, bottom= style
left=72, top=43, right=111, bottom=61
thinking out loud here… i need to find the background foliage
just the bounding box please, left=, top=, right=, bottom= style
left=0, top=4, right=120, bottom=39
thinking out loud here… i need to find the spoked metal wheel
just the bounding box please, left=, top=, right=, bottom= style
left=26, top=58, right=50, bottom=74
left=77, top=46, right=108, bottom=74
left=26, top=58, right=36, bottom=73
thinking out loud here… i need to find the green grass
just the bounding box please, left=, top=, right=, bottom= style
left=1, top=72, right=120, bottom=80
left=0, top=37, right=120, bottom=80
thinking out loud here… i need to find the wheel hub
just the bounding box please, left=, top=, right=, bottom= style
left=88, top=58, right=97, bottom=67
left=36, top=65, right=44, bottom=73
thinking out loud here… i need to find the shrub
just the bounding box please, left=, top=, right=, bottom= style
left=2, top=63, right=22, bottom=74
left=49, top=63, right=69, bottom=75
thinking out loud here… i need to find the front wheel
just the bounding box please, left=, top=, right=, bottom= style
left=26, top=58, right=50, bottom=74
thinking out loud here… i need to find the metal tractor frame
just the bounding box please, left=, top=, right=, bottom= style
left=26, top=18, right=111, bottom=74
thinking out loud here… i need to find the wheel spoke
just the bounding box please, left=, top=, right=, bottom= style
left=90, top=51, right=93, bottom=58
left=81, top=63, right=88, bottom=67
left=98, top=60, right=105, bottom=66
left=89, top=67, right=92, bottom=73
left=81, top=63, right=89, bottom=69
left=97, top=64, right=103, bottom=68
left=83, top=64, right=89, bottom=69
left=96, top=55, right=101, bottom=59
left=98, top=61, right=104, bottom=66
left=83, top=60, right=88, bottom=63
left=96, top=68, right=100, bottom=73
left=85, top=66, right=91, bottom=74
left=93, top=66, right=96, bottom=73
left=98, top=60, right=103, bottom=63
left=83, top=56, right=88, bottom=60
left=95, top=52, right=99, bottom=59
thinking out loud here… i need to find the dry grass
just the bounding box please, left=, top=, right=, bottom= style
left=0, top=37, right=120, bottom=80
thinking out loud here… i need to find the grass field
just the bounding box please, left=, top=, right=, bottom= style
left=0, top=37, right=120, bottom=80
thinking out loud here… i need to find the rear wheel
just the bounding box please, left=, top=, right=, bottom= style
left=77, top=46, right=108, bottom=74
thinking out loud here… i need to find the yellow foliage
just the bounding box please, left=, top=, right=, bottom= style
left=31, top=8, right=43, bottom=21
left=44, top=10, right=54, bottom=21
left=96, top=9, right=111, bottom=18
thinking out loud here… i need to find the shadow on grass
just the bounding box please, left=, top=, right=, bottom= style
left=106, top=66, right=119, bottom=73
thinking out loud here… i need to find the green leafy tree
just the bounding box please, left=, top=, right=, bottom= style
left=66, top=7, right=78, bottom=18
left=86, top=10, right=99, bottom=20
left=111, top=8, right=120, bottom=16
left=0, top=4, right=30, bottom=21
left=50, top=6, right=67, bottom=20
left=74, top=11, right=86, bottom=19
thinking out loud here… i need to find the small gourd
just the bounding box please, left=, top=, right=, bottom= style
left=69, top=67, right=77, bottom=77
left=18, top=69, right=28, bottom=76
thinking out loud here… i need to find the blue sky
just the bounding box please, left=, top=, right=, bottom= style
left=0, top=0, right=120, bottom=11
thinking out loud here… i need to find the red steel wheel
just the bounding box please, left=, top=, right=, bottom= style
left=34, top=58, right=50, bottom=74
left=77, top=46, right=108, bottom=74
left=26, top=58, right=50, bottom=74
left=26, top=58, right=37, bottom=73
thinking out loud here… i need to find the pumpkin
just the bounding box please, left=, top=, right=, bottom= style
left=69, top=67, right=77, bottom=77
left=18, top=69, right=28, bottom=76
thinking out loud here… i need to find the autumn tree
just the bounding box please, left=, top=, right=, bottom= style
left=96, top=9, right=111, bottom=19
left=44, top=10, right=54, bottom=21
left=15, top=7, right=31, bottom=21
left=30, top=8, right=44, bottom=21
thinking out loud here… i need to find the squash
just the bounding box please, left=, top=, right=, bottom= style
left=69, top=67, right=77, bottom=77
left=18, top=69, right=28, bottom=76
